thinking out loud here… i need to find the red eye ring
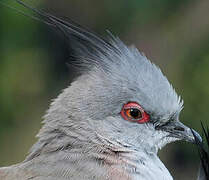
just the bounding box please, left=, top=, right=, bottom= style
left=120, top=102, right=150, bottom=123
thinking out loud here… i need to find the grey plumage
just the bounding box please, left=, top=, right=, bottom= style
left=0, top=1, right=202, bottom=180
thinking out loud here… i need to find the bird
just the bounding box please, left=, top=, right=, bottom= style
left=0, top=1, right=202, bottom=180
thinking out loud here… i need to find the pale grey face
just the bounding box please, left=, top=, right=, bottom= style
left=66, top=57, right=197, bottom=153
left=22, top=2, right=201, bottom=154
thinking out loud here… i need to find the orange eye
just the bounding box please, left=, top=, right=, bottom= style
left=121, top=102, right=150, bottom=123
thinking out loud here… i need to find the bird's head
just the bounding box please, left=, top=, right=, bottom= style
left=57, top=40, right=199, bottom=154
left=21, top=2, right=201, bottom=155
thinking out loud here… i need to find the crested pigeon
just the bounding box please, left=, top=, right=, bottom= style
left=0, top=1, right=203, bottom=180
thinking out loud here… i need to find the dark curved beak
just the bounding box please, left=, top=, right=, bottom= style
left=156, top=121, right=202, bottom=143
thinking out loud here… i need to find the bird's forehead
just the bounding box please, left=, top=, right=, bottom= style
left=88, top=46, right=183, bottom=120
left=74, top=34, right=183, bottom=120
left=126, top=60, right=182, bottom=119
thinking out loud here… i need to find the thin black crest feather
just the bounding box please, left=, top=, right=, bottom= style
left=11, top=0, right=127, bottom=75
left=0, top=0, right=49, bottom=24
left=15, top=0, right=121, bottom=66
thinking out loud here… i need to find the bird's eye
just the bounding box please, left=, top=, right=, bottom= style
left=125, top=108, right=142, bottom=119
left=120, top=102, right=150, bottom=123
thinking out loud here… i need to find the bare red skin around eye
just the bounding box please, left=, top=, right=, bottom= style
left=120, top=102, right=150, bottom=123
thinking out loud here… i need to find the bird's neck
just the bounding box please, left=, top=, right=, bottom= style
left=25, top=131, right=173, bottom=180
left=95, top=148, right=173, bottom=180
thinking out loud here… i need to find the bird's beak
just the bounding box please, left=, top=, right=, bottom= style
left=156, top=121, right=202, bottom=143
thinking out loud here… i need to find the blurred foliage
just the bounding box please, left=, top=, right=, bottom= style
left=0, top=0, right=209, bottom=179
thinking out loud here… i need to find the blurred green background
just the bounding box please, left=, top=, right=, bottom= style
left=0, top=0, right=209, bottom=179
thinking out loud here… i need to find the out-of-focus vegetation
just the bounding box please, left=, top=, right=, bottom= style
left=0, top=0, right=209, bottom=179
